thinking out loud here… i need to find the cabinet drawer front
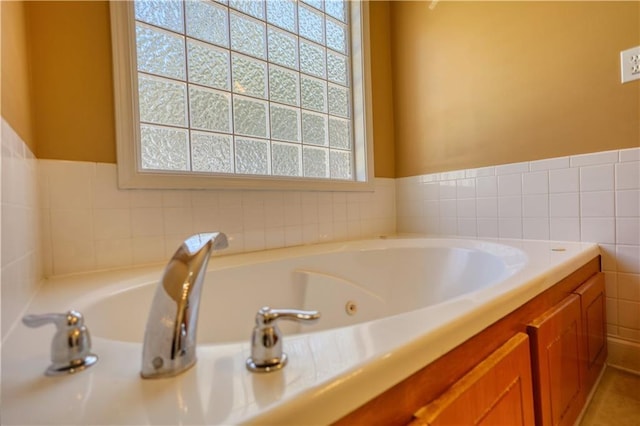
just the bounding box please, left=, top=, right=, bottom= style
left=412, top=333, right=535, bottom=426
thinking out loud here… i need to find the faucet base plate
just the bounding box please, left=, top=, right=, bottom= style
left=46, top=354, right=98, bottom=376
left=246, top=354, right=288, bottom=373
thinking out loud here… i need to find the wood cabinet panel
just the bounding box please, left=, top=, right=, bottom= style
left=528, top=294, right=585, bottom=426
left=411, top=333, right=535, bottom=426
left=573, top=273, right=607, bottom=394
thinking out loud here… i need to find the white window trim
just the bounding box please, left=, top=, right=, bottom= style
left=110, top=0, right=374, bottom=191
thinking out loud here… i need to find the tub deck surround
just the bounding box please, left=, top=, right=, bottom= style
left=1, top=237, right=599, bottom=425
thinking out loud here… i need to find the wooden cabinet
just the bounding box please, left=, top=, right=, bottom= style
left=411, top=333, right=535, bottom=426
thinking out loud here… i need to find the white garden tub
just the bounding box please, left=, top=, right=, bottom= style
left=1, top=237, right=599, bottom=425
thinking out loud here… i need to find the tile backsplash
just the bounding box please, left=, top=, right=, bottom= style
left=39, top=160, right=396, bottom=276
left=396, top=148, right=640, bottom=347
left=1, top=120, right=42, bottom=338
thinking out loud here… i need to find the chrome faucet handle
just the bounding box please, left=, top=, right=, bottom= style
left=246, top=306, right=320, bottom=373
left=22, top=310, right=98, bottom=376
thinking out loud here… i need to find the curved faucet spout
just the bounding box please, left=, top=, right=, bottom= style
left=141, top=232, right=228, bottom=379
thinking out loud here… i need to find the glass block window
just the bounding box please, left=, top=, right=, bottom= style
left=132, top=0, right=354, bottom=180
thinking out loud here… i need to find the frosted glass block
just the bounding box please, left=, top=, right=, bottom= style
left=328, top=84, right=349, bottom=117
left=328, top=117, right=350, bottom=149
left=187, top=40, right=230, bottom=90
left=230, top=12, right=266, bottom=59
left=270, top=105, right=300, bottom=142
left=140, top=124, right=189, bottom=171
left=235, top=137, right=269, bottom=175
left=233, top=96, right=269, bottom=138
left=186, top=0, right=229, bottom=48
left=136, top=24, right=185, bottom=80
left=189, top=86, right=231, bottom=133
left=301, top=76, right=326, bottom=112
left=330, top=150, right=351, bottom=180
left=327, top=51, right=348, bottom=86
left=272, top=142, right=301, bottom=177
left=269, top=65, right=299, bottom=106
left=326, top=19, right=346, bottom=54
left=232, top=54, right=267, bottom=99
left=266, top=0, right=296, bottom=33
left=298, top=5, right=325, bottom=44
left=135, top=0, right=183, bottom=33
left=303, top=146, right=329, bottom=178
left=301, top=0, right=323, bottom=11
left=300, top=41, right=326, bottom=78
left=325, top=0, right=346, bottom=23
left=138, top=74, right=187, bottom=126
left=191, top=132, right=233, bottom=173
left=229, top=0, right=264, bottom=19
left=302, top=112, right=327, bottom=146
left=267, top=28, right=298, bottom=70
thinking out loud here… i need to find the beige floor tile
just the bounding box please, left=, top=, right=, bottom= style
left=580, top=366, right=640, bottom=426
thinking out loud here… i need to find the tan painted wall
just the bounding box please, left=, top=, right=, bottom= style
left=369, top=1, right=396, bottom=178
left=391, top=1, right=640, bottom=177
left=18, top=1, right=395, bottom=177
left=27, top=0, right=116, bottom=163
left=1, top=1, right=35, bottom=151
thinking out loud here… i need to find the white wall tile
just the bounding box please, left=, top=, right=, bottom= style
left=477, top=218, right=498, bottom=238
left=456, top=179, right=476, bottom=199
left=549, top=193, right=579, bottom=217
left=550, top=218, right=580, bottom=241
left=570, top=150, right=618, bottom=167
left=604, top=272, right=618, bottom=298
left=618, top=300, right=640, bottom=329
left=476, top=176, right=497, bottom=197
left=457, top=199, right=476, bottom=218
left=93, top=208, right=131, bottom=240
left=457, top=218, right=477, bottom=237
left=600, top=244, right=618, bottom=272
left=522, top=171, right=548, bottom=195
left=496, top=162, right=529, bottom=175
left=581, top=217, right=615, bottom=244
left=498, top=196, right=522, bottom=218
left=617, top=245, right=640, bottom=274
left=440, top=218, right=457, bottom=236
left=131, top=207, right=164, bottom=237
left=523, top=194, right=549, bottom=218
left=440, top=199, right=457, bottom=218
left=523, top=218, right=550, bottom=240
left=439, top=181, right=457, bottom=199
left=619, top=148, right=640, bottom=162
left=616, top=162, right=640, bottom=190
left=616, top=218, right=640, bottom=245
left=530, top=156, right=570, bottom=171
left=618, top=274, right=640, bottom=302
left=580, top=164, right=614, bottom=192
left=616, top=190, right=640, bottom=217
left=580, top=191, right=614, bottom=217
left=498, top=174, right=522, bottom=196
left=499, top=218, right=522, bottom=238
left=476, top=197, right=498, bottom=218
left=47, top=161, right=94, bottom=210
left=549, top=168, right=579, bottom=193
left=94, top=163, right=130, bottom=209
left=423, top=182, right=440, bottom=200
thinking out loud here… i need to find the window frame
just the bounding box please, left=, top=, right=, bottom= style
left=110, top=0, right=374, bottom=191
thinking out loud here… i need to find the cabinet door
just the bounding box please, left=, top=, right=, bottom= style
left=528, top=294, right=584, bottom=426
left=573, top=273, right=607, bottom=395
left=411, top=333, right=535, bottom=426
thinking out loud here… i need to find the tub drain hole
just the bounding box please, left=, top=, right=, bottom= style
left=345, top=301, right=357, bottom=316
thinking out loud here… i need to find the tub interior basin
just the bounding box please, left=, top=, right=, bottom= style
left=81, top=244, right=524, bottom=345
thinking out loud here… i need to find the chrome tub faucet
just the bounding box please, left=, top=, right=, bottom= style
left=141, top=232, right=228, bottom=379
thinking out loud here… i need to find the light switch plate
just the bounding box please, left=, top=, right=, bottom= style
left=620, top=46, right=640, bottom=84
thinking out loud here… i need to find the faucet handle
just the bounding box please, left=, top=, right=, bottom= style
left=22, top=310, right=98, bottom=376
left=246, top=306, right=320, bottom=373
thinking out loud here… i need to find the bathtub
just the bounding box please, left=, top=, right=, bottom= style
left=1, top=237, right=599, bottom=425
